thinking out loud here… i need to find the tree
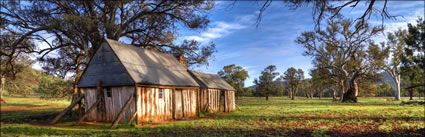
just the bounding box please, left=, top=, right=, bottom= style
left=402, top=18, right=425, bottom=90
left=310, top=68, right=334, bottom=99
left=296, top=18, right=385, bottom=102
left=283, top=67, right=304, bottom=100
left=300, top=79, right=313, bottom=99
left=2, top=1, right=217, bottom=102
left=2, top=55, right=40, bottom=97
left=257, top=0, right=396, bottom=29
left=2, top=0, right=218, bottom=105
left=0, top=30, right=35, bottom=103
left=37, top=75, right=73, bottom=100
left=382, top=29, right=407, bottom=100
left=273, top=77, right=285, bottom=96
left=218, top=64, right=249, bottom=99
left=254, top=65, right=279, bottom=100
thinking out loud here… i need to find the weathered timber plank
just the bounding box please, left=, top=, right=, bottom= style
left=110, top=93, right=135, bottom=129
left=76, top=100, right=100, bottom=125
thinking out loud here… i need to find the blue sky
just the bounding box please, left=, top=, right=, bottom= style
left=31, top=1, right=424, bottom=87
left=177, top=1, right=424, bottom=87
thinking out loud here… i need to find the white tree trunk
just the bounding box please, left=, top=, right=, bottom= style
left=394, top=74, right=401, bottom=101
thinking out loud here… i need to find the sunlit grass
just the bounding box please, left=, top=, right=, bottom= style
left=1, top=94, right=70, bottom=108
left=1, top=96, right=424, bottom=136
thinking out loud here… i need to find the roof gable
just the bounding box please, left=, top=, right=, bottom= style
left=188, top=71, right=235, bottom=90
left=78, top=42, right=134, bottom=87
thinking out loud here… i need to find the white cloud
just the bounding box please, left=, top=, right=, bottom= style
left=183, top=21, right=247, bottom=43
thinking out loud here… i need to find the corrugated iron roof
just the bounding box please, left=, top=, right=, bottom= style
left=105, top=39, right=199, bottom=87
left=188, top=70, right=235, bottom=90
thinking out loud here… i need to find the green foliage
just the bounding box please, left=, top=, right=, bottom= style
left=218, top=64, right=249, bottom=98
left=311, top=128, right=330, bottom=137
left=3, top=56, right=40, bottom=97
left=283, top=67, right=304, bottom=100
left=242, top=88, right=255, bottom=97
left=37, top=75, right=73, bottom=100
left=376, top=82, right=395, bottom=97
left=254, top=65, right=280, bottom=99
left=401, top=17, right=425, bottom=92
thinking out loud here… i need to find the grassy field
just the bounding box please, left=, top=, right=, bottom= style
left=1, top=95, right=424, bottom=137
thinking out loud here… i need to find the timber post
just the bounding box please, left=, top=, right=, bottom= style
left=96, top=80, right=106, bottom=121
left=196, top=88, right=200, bottom=117
left=77, top=88, right=82, bottom=118
left=181, top=89, right=185, bottom=118
left=172, top=88, right=176, bottom=119
left=134, top=85, right=139, bottom=125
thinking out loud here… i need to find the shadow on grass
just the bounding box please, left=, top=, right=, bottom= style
left=1, top=124, right=424, bottom=137
left=215, top=113, right=425, bottom=122
left=0, top=110, right=76, bottom=124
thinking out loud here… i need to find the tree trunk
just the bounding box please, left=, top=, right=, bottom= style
left=394, top=74, right=401, bottom=101
left=0, top=76, right=5, bottom=104
left=266, top=96, right=268, bottom=101
left=289, top=90, right=292, bottom=99
left=339, top=80, right=345, bottom=101
left=342, top=80, right=358, bottom=102
left=291, top=89, right=295, bottom=100
left=409, top=89, right=413, bottom=100
left=318, top=92, right=321, bottom=99
left=332, top=88, right=336, bottom=101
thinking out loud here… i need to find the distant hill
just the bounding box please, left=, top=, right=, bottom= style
left=245, top=81, right=287, bottom=89
left=377, top=72, right=396, bottom=88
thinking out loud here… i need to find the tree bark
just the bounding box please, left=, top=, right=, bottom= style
left=0, top=76, right=6, bottom=104
left=288, top=89, right=292, bottom=99
left=342, top=80, right=358, bottom=102
left=291, top=89, right=296, bottom=100
left=332, top=88, right=336, bottom=101
left=339, top=80, right=345, bottom=101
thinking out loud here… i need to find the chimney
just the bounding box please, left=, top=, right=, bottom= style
left=175, top=55, right=187, bottom=69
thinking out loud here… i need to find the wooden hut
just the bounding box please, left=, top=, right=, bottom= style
left=76, top=38, right=200, bottom=124
left=188, top=71, right=236, bottom=113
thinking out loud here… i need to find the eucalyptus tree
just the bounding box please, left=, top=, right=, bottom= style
left=296, top=18, right=386, bottom=102
left=283, top=67, right=304, bottom=100
left=2, top=0, right=216, bottom=101
left=254, top=65, right=280, bottom=101
left=218, top=64, right=249, bottom=99
left=381, top=29, right=407, bottom=101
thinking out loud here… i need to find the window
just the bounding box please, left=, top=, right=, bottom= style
left=158, top=88, right=163, bottom=99
left=106, top=87, right=111, bottom=97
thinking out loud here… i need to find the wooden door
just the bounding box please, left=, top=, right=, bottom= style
left=174, top=89, right=183, bottom=119
left=220, top=90, right=226, bottom=112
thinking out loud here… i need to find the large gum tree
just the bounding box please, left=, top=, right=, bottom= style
left=296, top=18, right=386, bottom=102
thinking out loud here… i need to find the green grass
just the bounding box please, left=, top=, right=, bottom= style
left=1, top=94, right=70, bottom=108
left=1, top=96, right=424, bottom=137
